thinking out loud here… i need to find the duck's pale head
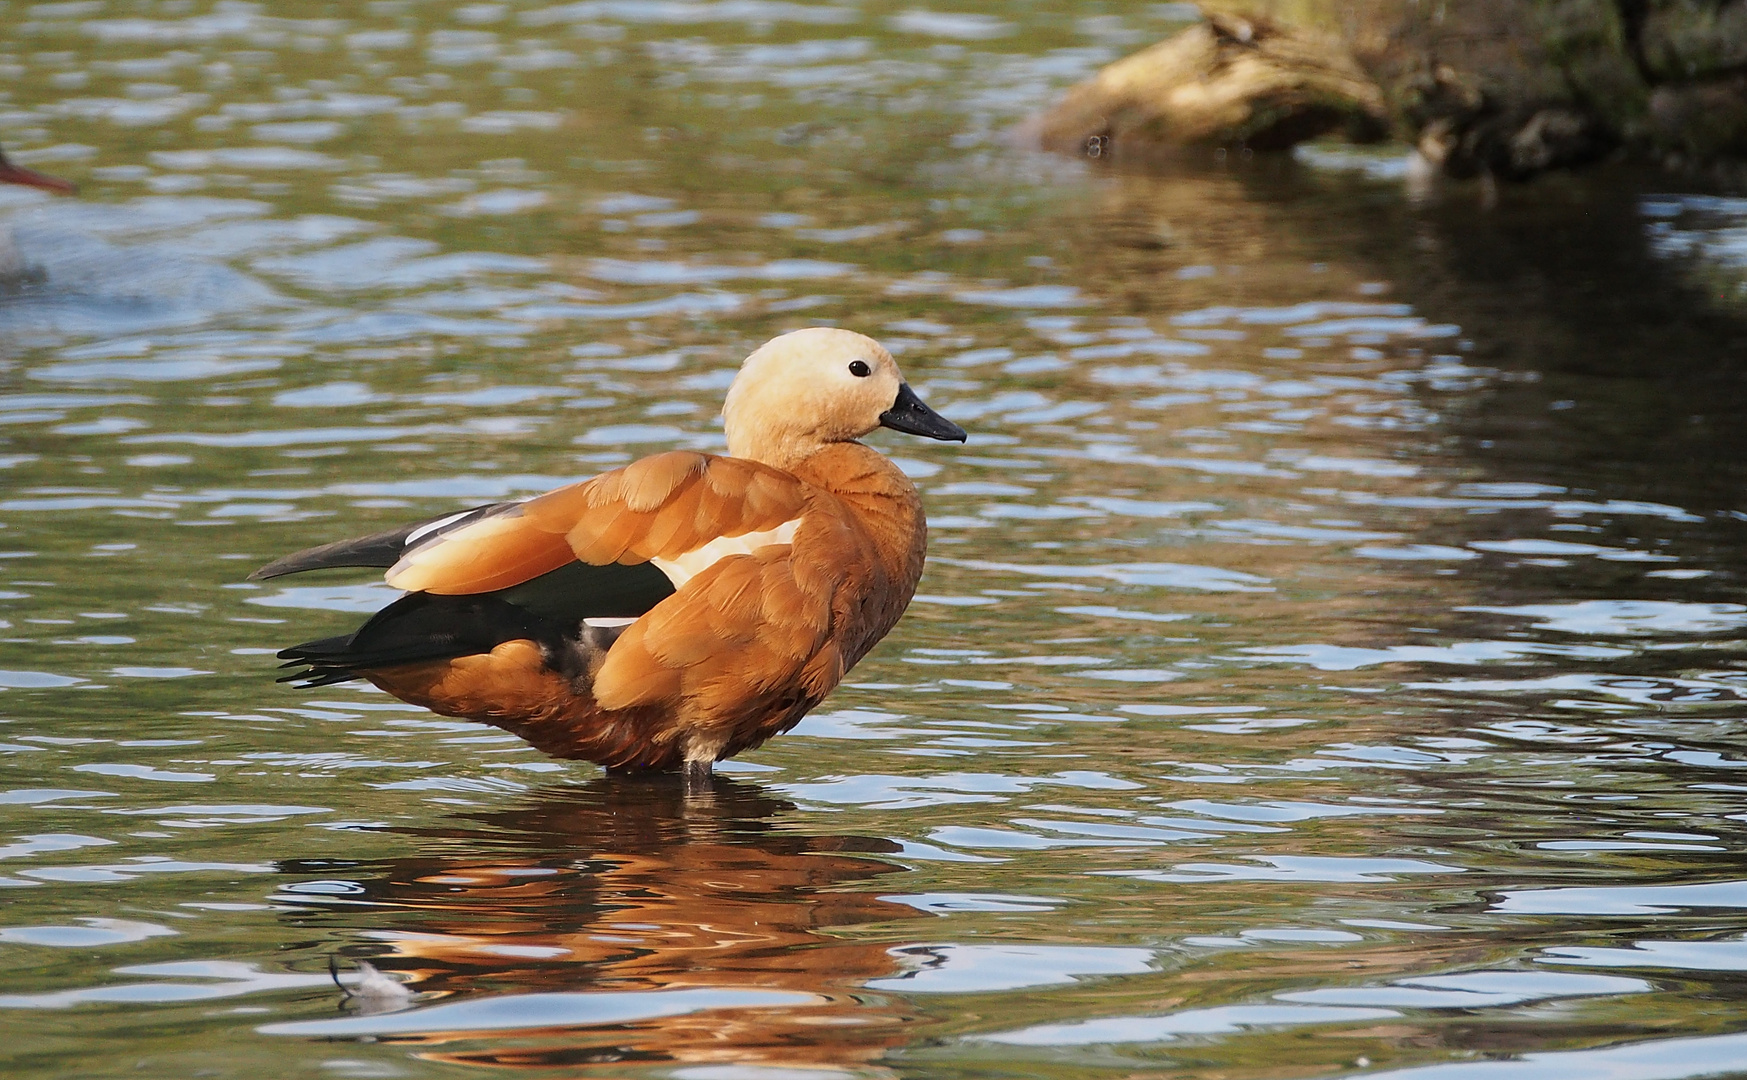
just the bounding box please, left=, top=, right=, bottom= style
left=723, top=327, right=966, bottom=464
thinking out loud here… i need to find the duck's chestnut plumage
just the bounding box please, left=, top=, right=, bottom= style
left=255, top=328, right=965, bottom=773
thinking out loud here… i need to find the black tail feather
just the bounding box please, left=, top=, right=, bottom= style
left=277, top=666, right=366, bottom=688
left=276, top=632, right=366, bottom=687
left=249, top=502, right=517, bottom=581
left=274, top=591, right=562, bottom=687
left=261, top=520, right=678, bottom=691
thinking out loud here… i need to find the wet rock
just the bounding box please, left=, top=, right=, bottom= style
left=1635, top=0, right=1747, bottom=84
left=1376, top=0, right=1645, bottom=176
left=1031, top=11, right=1389, bottom=160
left=1413, top=78, right=1618, bottom=181
left=1316, top=0, right=1747, bottom=175
left=1650, top=75, right=1747, bottom=160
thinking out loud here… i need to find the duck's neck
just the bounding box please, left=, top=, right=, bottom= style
left=786, top=441, right=928, bottom=594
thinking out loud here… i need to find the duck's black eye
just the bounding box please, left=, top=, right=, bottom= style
left=848, top=360, right=872, bottom=378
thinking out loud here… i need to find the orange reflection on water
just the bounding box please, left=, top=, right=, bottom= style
left=287, top=775, right=926, bottom=1074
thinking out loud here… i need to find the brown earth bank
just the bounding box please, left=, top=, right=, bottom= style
left=1033, top=1, right=1747, bottom=181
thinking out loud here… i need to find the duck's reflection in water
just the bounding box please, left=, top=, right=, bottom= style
left=277, top=775, right=925, bottom=1073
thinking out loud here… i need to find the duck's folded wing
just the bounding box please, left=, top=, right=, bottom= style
left=589, top=525, right=850, bottom=715
left=385, top=451, right=810, bottom=595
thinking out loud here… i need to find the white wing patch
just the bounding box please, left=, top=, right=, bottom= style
left=651, top=517, right=801, bottom=590
left=403, top=509, right=479, bottom=547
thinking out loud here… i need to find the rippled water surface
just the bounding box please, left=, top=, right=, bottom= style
left=8, top=2, right=1747, bottom=1077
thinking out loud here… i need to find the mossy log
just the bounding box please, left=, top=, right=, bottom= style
left=1036, top=1, right=1747, bottom=179
left=1034, top=12, right=1389, bottom=159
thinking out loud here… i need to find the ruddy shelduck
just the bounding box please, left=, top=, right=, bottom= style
left=0, top=144, right=76, bottom=195
left=255, top=328, right=966, bottom=777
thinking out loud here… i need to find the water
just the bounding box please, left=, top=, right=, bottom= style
left=4, top=2, right=1747, bottom=1077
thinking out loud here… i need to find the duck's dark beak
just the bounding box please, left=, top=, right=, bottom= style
left=879, top=382, right=966, bottom=442
left=0, top=151, right=77, bottom=196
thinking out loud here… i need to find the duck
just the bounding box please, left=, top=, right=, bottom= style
left=0, top=144, right=76, bottom=283
left=0, top=144, right=76, bottom=195
left=253, top=328, right=966, bottom=778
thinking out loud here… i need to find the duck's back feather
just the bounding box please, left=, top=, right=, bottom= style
left=261, top=452, right=812, bottom=693
left=386, top=452, right=808, bottom=594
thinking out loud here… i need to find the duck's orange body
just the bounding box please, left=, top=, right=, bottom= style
left=350, top=445, right=922, bottom=770
left=256, top=329, right=964, bottom=773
